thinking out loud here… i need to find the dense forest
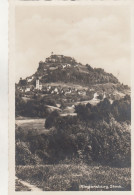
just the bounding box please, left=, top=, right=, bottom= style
left=15, top=91, right=57, bottom=117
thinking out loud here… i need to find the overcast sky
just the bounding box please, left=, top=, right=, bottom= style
left=15, top=5, right=131, bottom=85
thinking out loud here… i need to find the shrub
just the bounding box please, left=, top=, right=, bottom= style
left=45, top=110, right=60, bottom=129
left=15, top=141, right=42, bottom=165
left=15, top=95, right=52, bottom=118
left=45, top=115, right=131, bottom=167
left=90, top=118, right=131, bottom=167
left=111, top=95, right=131, bottom=122
left=75, top=96, right=131, bottom=123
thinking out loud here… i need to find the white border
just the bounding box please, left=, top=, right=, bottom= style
left=0, top=0, right=8, bottom=195
left=8, top=0, right=134, bottom=195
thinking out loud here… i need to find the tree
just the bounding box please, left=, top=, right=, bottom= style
left=90, top=118, right=131, bottom=167
left=45, top=110, right=60, bottom=129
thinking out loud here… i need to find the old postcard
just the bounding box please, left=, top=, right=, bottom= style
left=9, top=0, right=134, bottom=194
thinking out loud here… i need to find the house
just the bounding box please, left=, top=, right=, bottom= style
left=25, top=87, right=30, bottom=92
left=93, top=92, right=99, bottom=100
left=27, top=77, right=33, bottom=82
left=54, top=88, right=58, bottom=93
left=51, top=58, right=56, bottom=63
left=46, top=86, right=51, bottom=91
left=62, top=65, right=66, bottom=69
left=65, top=89, right=72, bottom=95
left=62, top=64, right=71, bottom=69
left=78, top=91, right=86, bottom=96
left=18, top=87, right=25, bottom=93
left=49, top=66, right=58, bottom=70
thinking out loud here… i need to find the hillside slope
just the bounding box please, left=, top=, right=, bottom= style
left=34, top=54, right=119, bottom=85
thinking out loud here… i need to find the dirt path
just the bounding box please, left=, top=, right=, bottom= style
left=15, top=176, right=42, bottom=191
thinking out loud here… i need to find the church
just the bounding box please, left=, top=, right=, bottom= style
left=36, top=78, right=42, bottom=90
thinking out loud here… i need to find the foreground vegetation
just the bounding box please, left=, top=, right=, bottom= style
left=15, top=95, right=131, bottom=191
left=43, top=95, right=131, bottom=167
left=15, top=180, right=31, bottom=191
left=16, top=164, right=131, bottom=191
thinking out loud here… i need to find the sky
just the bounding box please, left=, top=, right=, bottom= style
left=15, top=5, right=131, bottom=85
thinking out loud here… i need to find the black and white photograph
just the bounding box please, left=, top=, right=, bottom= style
left=8, top=0, right=133, bottom=192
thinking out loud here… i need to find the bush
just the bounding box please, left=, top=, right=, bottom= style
left=45, top=115, right=131, bottom=167
left=75, top=96, right=131, bottom=123
left=90, top=118, right=131, bottom=167
left=15, top=95, right=131, bottom=167
left=15, top=141, right=42, bottom=165
left=45, top=110, right=60, bottom=129
left=15, top=95, right=53, bottom=118
left=111, top=95, right=131, bottom=122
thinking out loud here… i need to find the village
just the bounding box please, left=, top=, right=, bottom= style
left=17, top=76, right=94, bottom=99
left=16, top=76, right=110, bottom=117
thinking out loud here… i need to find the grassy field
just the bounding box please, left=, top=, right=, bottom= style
left=15, top=118, right=51, bottom=136
left=16, top=118, right=45, bottom=130
left=16, top=164, right=131, bottom=191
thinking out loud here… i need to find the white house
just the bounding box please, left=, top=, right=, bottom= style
left=54, top=88, right=58, bottom=93
left=27, top=78, right=32, bottom=82
left=27, top=76, right=34, bottom=82
left=25, top=87, right=30, bottom=92
left=62, top=65, right=66, bottom=69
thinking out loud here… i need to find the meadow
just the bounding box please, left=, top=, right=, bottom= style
left=16, top=118, right=45, bottom=130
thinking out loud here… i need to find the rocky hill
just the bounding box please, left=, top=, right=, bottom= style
left=16, top=54, right=130, bottom=113
left=34, top=54, right=119, bottom=85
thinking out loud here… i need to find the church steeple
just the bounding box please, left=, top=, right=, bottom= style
left=36, top=78, right=40, bottom=89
